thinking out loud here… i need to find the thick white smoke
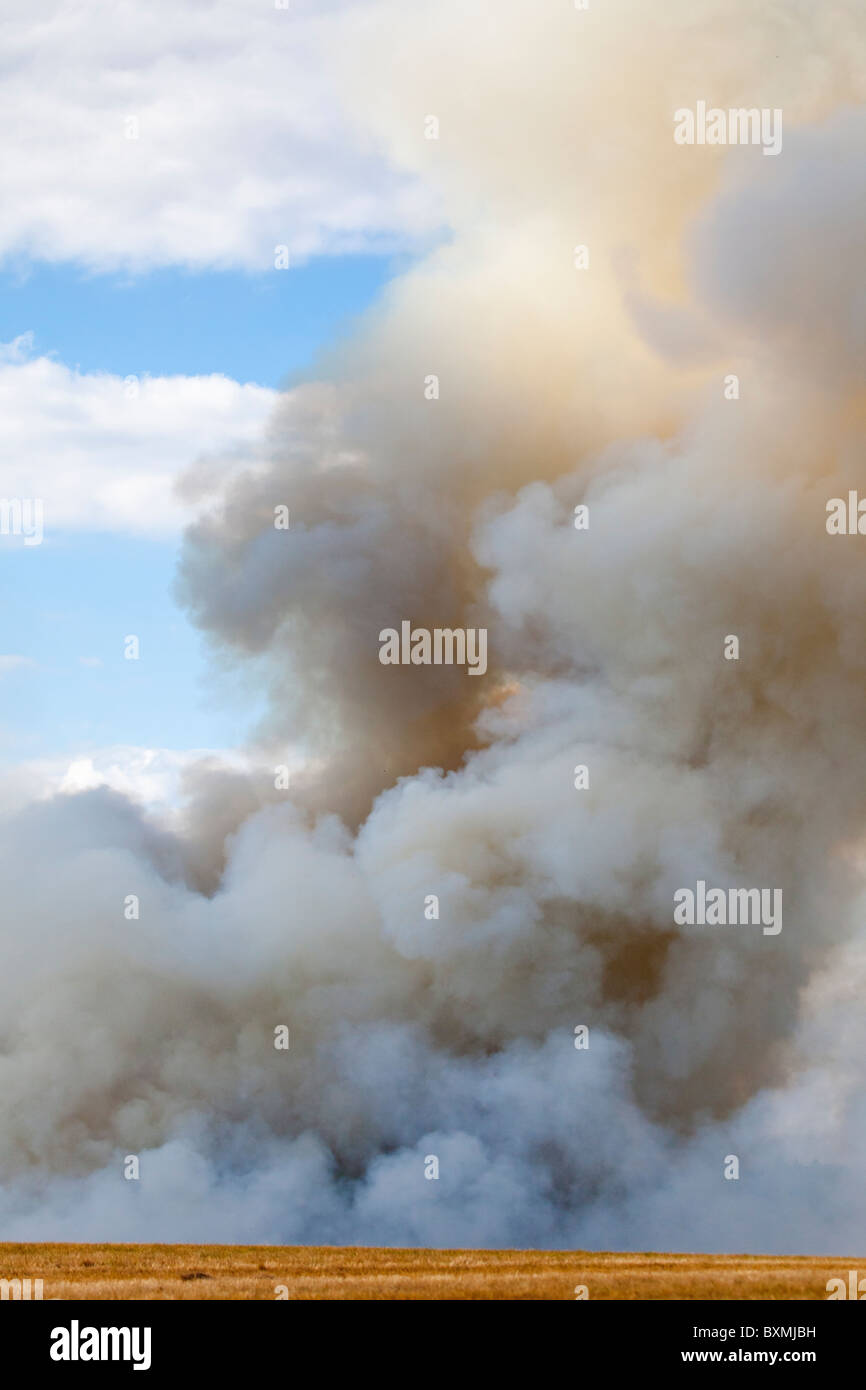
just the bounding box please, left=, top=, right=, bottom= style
left=2, top=0, right=866, bottom=1251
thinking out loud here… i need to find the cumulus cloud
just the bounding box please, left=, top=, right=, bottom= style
left=0, top=0, right=439, bottom=271
left=0, top=335, right=275, bottom=534
left=1, top=0, right=866, bottom=1253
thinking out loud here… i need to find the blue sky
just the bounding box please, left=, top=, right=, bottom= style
left=1, top=531, right=261, bottom=759
left=0, top=257, right=402, bottom=389
left=0, top=0, right=442, bottom=785
left=0, top=254, right=400, bottom=764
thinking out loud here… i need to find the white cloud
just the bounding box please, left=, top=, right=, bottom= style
left=0, top=743, right=309, bottom=826
left=53, top=747, right=245, bottom=808
left=0, top=745, right=252, bottom=813
left=0, top=335, right=276, bottom=534
left=0, top=655, right=34, bottom=674
left=0, top=0, right=439, bottom=271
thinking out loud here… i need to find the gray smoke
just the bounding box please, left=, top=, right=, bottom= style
left=1, top=0, right=866, bottom=1252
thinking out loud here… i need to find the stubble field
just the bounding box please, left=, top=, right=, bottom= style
left=0, top=1244, right=855, bottom=1300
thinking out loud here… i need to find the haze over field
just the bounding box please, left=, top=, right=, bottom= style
left=2, top=0, right=866, bottom=1251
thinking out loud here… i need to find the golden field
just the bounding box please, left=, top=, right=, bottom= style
left=0, top=1244, right=857, bottom=1300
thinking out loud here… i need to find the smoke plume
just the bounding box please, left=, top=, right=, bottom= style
left=2, top=0, right=866, bottom=1252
